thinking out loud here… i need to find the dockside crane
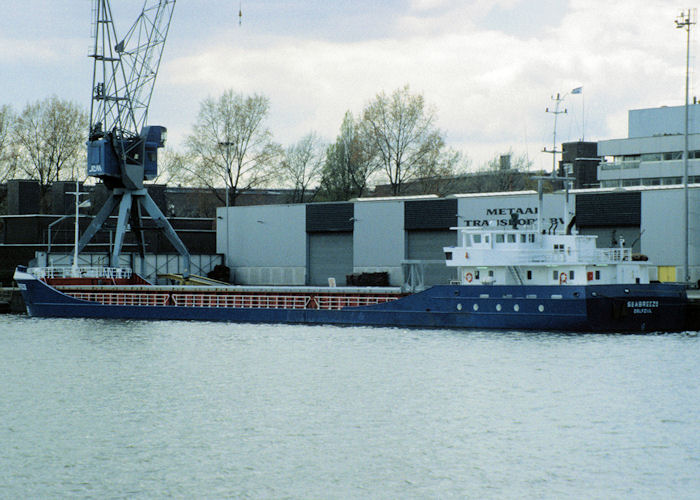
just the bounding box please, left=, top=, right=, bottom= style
left=77, top=0, right=190, bottom=276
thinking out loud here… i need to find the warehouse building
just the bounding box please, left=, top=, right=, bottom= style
left=217, top=186, right=699, bottom=288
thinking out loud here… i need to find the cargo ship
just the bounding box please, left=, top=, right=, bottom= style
left=14, top=220, right=689, bottom=333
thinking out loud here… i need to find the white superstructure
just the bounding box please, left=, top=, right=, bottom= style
left=444, top=224, right=652, bottom=286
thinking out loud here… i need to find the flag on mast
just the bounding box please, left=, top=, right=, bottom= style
left=571, top=86, right=583, bottom=94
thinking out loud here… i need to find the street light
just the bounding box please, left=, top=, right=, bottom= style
left=218, top=141, right=233, bottom=270
left=676, top=9, right=694, bottom=283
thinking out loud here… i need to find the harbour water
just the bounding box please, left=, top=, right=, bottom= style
left=1, top=315, right=699, bottom=498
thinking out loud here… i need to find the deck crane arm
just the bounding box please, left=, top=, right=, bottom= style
left=79, top=0, right=190, bottom=277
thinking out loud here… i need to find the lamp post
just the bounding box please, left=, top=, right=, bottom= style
left=676, top=9, right=694, bottom=284
left=67, top=178, right=90, bottom=275
left=218, top=141, right=233, bottom=268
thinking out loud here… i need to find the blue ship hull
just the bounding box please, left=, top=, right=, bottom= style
left=14, top=267, right=689, bottom=333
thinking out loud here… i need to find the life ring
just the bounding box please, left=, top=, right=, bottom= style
left=465, top=272, right=473, bottom=283
left=559, top=272, right=568, bottom=285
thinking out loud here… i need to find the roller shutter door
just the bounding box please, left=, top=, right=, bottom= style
left=308, top=233, right=353, bottom=285
left=406, top=229, right=456, bottom=285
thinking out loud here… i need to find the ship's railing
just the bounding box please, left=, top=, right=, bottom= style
left=454, top=247, right=633, bottom=265
left=172, top=294, right=310, bottom=309
left=170, top=293, right=399, bottom=310
left=70, top=292, right=168, bottom=306
left=28, top=266, right=133, bottom=279
left=315, top=294, right=398, bottom=310
left=519, top=247, right=632, bottom=264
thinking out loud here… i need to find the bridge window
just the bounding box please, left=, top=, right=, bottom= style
left=496, top=234, right=505, bottom=243
left=507, top=234, right=516, bottom=243
left=473, top=234, right=481, bottom=244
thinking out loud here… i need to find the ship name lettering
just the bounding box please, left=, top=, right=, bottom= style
left=626, top=300, right=659, bottom=309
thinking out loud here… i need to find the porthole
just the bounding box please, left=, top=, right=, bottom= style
left=496, top=304, right=502, bottom=311
left=473, top=303, right=479, bottom=311
left=514, top=304, right=520, bottom=312
left=456, top=303, right=462, bottom=311
left=538, top=304, right=544, bottom=312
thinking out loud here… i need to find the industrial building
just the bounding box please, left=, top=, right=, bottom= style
left=597, top=104, right=700, bottom=187
left=217, top=186, right=700, bottom=288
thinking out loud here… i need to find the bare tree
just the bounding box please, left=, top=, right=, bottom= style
left=0, top=104, right=17, bottom=181
left=153, top=147, right=192, bottom=186
left=459, top=151, right=534, bottom=194
left=12, top=96, right=88, bottom=207
left=318, top=111, right=377, bottom=201
left=360, top=85, right=446, bottom=196
left=183, top=90, right=281, bottom=205
left=277, top=132, right=325, bottom=203
left=410, top=147, right=469, bottom=196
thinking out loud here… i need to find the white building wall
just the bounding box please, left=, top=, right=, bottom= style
left=217, top=204, right=307, bottom=285
left=641, top=187, right=700, bottom=282
left=628, top=104, right=700, bottom=137
left=455, top=191, right=572, bottom=233
left=352, top=200, right=405, bottom=285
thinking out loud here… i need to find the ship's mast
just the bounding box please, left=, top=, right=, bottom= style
left=543, top=93, right=567, bottom=174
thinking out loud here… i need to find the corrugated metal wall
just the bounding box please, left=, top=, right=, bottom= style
left=308, top=233, right=354, bottom=285
left=576, top=192, right=641, bottom=227
left=306, top=203, right=354, bottom=285
left=405, top=199, right=457, bottom=285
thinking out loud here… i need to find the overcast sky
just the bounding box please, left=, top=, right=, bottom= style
left=0, top=0, right=695, bottom=172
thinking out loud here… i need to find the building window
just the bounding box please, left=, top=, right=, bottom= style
left=662, top=177, right=682, bottom=185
